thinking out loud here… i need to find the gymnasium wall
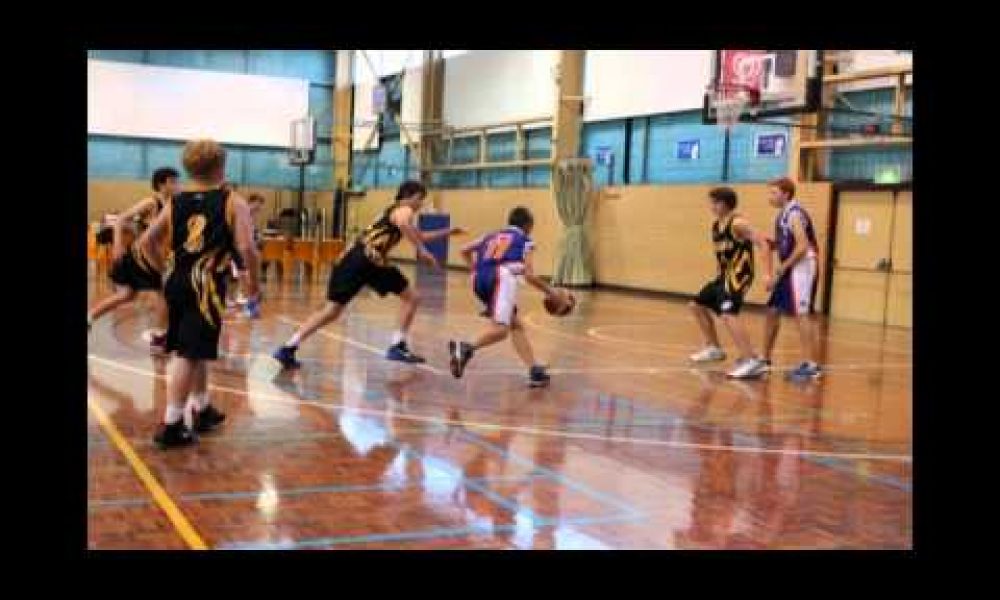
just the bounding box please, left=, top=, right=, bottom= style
left=591, top=182, right=832, bottom=306
left=87, top=50, right=336, bottom=191
left=351, top=181, right=832, bottom=304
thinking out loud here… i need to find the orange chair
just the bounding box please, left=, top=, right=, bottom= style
left=291, top=239, right=319, bottom=282
left=261, top=238, right=287, bottom=282
left=315, top=239, right=346, bottom=283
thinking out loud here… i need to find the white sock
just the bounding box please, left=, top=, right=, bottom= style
left=187, top=392, right=209, bottom=413
left=164, top=403, right=184, bottom=425
left=285, top=333, right=302, bottom=348
left=391, top=331, right=405, bottom=346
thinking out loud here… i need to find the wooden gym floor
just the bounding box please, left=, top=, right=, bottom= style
left=87, top=265, right=912, bottom=550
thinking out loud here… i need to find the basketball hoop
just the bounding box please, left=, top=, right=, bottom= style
left=709, top=82, right=760, bottom=130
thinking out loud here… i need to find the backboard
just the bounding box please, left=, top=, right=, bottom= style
left=703, top=50, right=822, bottom=125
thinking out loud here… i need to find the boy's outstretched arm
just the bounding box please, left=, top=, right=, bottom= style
left=390, top=205, right=440, bottom=268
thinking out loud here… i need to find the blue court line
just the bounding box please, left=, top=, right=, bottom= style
left=806, top=456, right=912, bottom=492
left=215, top=511, right=647, bottom=550
left=217, top=524, right=521, bottom=549
left=728, top=431, right=913, bottom=492
left=88, top=474, right=538, bottom=510
left=391, top=442, right=542, bottom=526
left=455, top=429, right=645, bottom=519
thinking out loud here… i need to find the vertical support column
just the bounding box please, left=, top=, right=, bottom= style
left=550, top=50, right=588, bottom=285
left=551, top=50, right=586, bottom=165
left=419, top=50, right=444, bottom=207
left=333, top=50, right=354, bottom=191
left=791, top=53, right=836, bottom=181
left=892, top=73, right=906, bottom=136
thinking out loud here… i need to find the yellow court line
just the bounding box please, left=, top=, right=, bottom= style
left=87, top=397, right=208, bottom=550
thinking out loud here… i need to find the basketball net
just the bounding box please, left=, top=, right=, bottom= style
left=714, top=85, right=759, bottom=130
left=712, top=50, right=765, bottom=130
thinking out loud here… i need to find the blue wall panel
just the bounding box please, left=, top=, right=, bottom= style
left=144, top=139, right=186, bottom=180
left=247, top=50, right=335, bottom=83
left=581, top=121, right=627, bottom=186
left=726, top=123, right=791, bottom=182
left=526, top=127, right=552, bottom=188
left=146, top=50, right=248, bottom=73
left=645, top=112, right=725, bottom=184
left=88, top=137, right=145, bottom=180
left=628, top=119, right=648, bottom=183
left=88, top=50, right=146, bottom=63
left=485, top=132, right=520, bottom=187
left=826, top=87, right=913, bottom=181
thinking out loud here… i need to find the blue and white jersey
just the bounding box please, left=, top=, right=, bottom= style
left=471, top=226, right=533, bottom=278
left=774, top=200, right=818, bottom=262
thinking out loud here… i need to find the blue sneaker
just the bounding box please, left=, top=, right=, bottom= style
left=786, top=362, right=822, bottom=382
left=272, top=345, right=301, bottom=369
left=243, top=297, right=261, bottom=319
left=387, top=341, right=426, bottom=364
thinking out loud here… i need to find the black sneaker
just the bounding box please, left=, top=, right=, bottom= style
left=448, top=340, right=474, bottom=378
left=153, top=421, right=196, bottom=449
left=386, top=341, right=426, bottom=364
left=272, top=345, right=302, bottom=369
left=528, top=365, right=551, bottom=388
left=193, top=405, right=226, bottom=434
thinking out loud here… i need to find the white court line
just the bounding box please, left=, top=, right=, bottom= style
left=86, top=353, right=911, bottom=463
left=524, top=315, right=910, bottom=371
left=276, top=315, right=447, bottom=375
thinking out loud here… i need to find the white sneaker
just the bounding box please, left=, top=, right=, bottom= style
left=690, top=346, right=726, bottom=363
left=727, top=357, right=767, bottom=379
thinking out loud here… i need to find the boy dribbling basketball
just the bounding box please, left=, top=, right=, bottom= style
left=447, top=206, right=557, bottom=387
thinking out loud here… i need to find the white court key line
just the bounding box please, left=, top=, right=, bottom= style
left=276, top=315, right=447, bottom=375
left=86, top=353, right=912, bottom=463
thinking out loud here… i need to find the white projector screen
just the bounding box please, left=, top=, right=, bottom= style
left=584, top=51, right=713, bottom=122
left=443, top=50, right=557, bottom=130
left=88, top=59, right=311, bottom=147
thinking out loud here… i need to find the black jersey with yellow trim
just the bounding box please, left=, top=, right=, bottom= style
left=168, top=187, right=237, bottom=327
left=357, top=203, right=405, bottom=266
left=712, top=213, right=754, bottom=295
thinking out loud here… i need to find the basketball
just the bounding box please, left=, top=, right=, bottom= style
left=544, top=289, right=575, bottom=316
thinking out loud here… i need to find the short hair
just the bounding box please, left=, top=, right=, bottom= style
left=769, top=176, right=796, bottom=199
left=507, top=206, right=534, bottom=230
left=246, top=193, right=265, bottom=206
left=151, top=167, right=179, bottom=191
left=708, top=187, right=738, bottom=210
left=395, top=180, right=427, bottom=201
left=182, top=139, right=227, bottom=181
